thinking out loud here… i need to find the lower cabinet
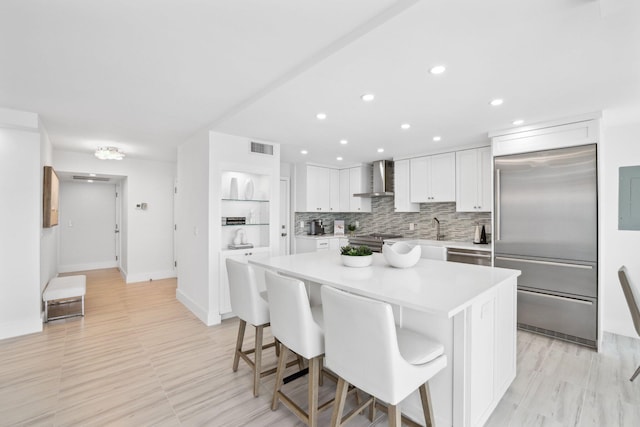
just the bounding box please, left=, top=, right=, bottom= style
left=296, top=236, right=349, bottom=254
left=219, top=247, right=270, bottom=315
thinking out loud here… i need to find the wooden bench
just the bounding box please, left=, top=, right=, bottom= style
left=43, top=275, right=86, bottom=322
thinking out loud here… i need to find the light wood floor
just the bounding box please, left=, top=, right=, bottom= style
left=1, top=268, right=639, bottom=426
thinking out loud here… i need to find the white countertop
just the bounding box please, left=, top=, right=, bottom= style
left=385, top=238, right=492, bottom=252
left=250, top=251, right=519, bottom=318
left=295, top=234, right=348, bottom=240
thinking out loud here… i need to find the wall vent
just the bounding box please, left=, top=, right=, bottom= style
left=73, top=175, right=110, bottom=182
left=250, top=141, right=274, bottom=156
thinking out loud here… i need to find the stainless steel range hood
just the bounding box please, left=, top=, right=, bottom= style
left=354, top=160, right=394, bottom=197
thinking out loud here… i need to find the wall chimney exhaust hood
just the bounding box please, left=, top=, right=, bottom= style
left=354, top=160, right=394, bottom=197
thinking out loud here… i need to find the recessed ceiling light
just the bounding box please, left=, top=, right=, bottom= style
left=401, top=123, right=411, bottom=130
left=316, top=113, right=327, bottom=120
left=89, top=173, right=96, bottom=177
left=301, top=150, right=308, bottom=155
left=433, top=136, right=442, bottom=142
left=377, top=148, right=384, bottom=153
left=337, top=156, right=343, bottom=161
left=512, top=119, right=524, bottom=125
left=361, top=93, right=375, bottom=102
left=429, top=65, right=446, bottom=75
left=490, top=99, right=504, bottom=106
left=340, top=139, right=348, bottom=145
left=87, top=180, right=94, bottom=183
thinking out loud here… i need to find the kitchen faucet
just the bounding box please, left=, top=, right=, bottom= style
left=432, top=217, right=444, bottom=241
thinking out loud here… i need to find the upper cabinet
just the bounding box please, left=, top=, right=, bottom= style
left=409, top=152, right=456, bottom=203
left=456, top=147, right=491, bottom=212
left=347, top=166, right=371, bottom=212
left=296, top=164, right=339, bottom=212
left=394, top=159, right=419, bottom=212
left=296, top=163, right=370, bottom=212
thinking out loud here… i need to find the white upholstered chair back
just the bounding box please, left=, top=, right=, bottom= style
left=226, top=258, right=270, bottom=326
left=265, top=270, right=324, bottom=360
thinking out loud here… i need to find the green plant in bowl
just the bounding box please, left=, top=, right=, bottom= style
left=340, top=245, right=373, bottom=256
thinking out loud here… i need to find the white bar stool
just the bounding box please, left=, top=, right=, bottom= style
left=226, top=258, right=279, bottom=397
left=265, top=270, right=330, bottom=427
left=321, top=285, right=447, bottom=427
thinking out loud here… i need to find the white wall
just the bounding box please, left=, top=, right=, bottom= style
left=600, top=106, right=640, bottom=337
left=59, top=182, right=117, bottom=272
left=175, top=131, right=280, bottom=325
left=39, top=122, right=58, bottom=293
left=0, top=109, right=43, bottom=339
left=175, top=130, right=211, bottom=324
left=53, top=151, right=175, bottom=283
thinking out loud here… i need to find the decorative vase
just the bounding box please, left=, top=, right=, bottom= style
left=233, top=228, right=245, bottom=245
left=341, top=255, right=373, bottom=268
left=245, top=179, right=254, bottom=200
left=230, top=177, right=239, bottom=199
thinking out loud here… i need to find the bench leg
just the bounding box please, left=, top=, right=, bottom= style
left=44, top=301, right=48, bottom=323
left=82, top=295, right=85, bottom=316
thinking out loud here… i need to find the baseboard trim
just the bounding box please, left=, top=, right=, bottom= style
left=0, top=317, right=43, bottom=341
left=58, top=261, right=118, bottom=273
left=176, top=288, right=221, bottom=326
left=125, top=270, right=177, bottom=284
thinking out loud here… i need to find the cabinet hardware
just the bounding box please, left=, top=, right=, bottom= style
left=518, top=289, right=593, bottom=305
left=495, top=256, right=593, bottom=270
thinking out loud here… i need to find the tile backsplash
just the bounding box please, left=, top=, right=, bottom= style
left=295, top=198, right=491, bottom=242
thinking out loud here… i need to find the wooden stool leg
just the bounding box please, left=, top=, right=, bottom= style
left=330, top=377, right=349, bottom=427
left=368, top=397, right=376, bottom=422
left=271, top=345, right=289, bottom=410
left=253, top=324, right=264, bottom=397
left=308, top=356, right=320, bottom=427
left=233, top=319, right=247, bottom=372
left=274, top=337, right=280, bottom=357
left=419, top=382, right=435, bottom=427
left=388, top=404, right=401, bottom=427
left=318, top=355, right=324, bottom=387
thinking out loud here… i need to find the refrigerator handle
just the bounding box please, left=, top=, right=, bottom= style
left=495, top=168, right=501, bottom=241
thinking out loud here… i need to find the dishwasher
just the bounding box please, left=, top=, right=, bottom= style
left=446, top=247, right=492, bottom=266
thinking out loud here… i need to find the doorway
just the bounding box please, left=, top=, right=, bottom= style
left=58, top=181, right=118, bottom=272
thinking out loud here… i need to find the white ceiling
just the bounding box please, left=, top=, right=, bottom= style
left=1, top=0, right=638, bottom=166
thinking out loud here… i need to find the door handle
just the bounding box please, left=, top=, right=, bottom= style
left=495, top=168, right=501, bottom=241
left=281, top=233, right=287, bottom=237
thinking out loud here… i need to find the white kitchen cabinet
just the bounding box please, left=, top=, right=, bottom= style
left=349, top=166, right=371, bottom=212
left=219, top=247, right=270, bottom=315
left=295, top=164, right=339, bottom=212
left=337, top=165, right=371, bottom=212
left=410, top=152, right=456, bottom=203
left=339, top=168, right=350, bottom=212
left=393, top=159, right=420, bottom=212
left=456, top=146, right=491, bottom=212
left=329, top=237, right=349, bottom=251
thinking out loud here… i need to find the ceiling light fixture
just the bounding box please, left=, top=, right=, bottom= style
left=490, top=99, right=504, bottom=106
left=361, top=93, right=375, bottom=102
left=301, top=150, right=308, bottom=155
left=401, top=123, right=411, bottom=130
left=89, top=173, right=96, bottom=177
left=94, top=146, right=125, bottom=160
left=316, top=113, right=327, bottom=120
left=377, top=148, right=384, bottom=153
left=87, top=180, right=94, bottom=183
left=512, top=119, right=524, bottom=125
left=429, top=65, right=446, bottom=75
left=433, top=136, right=441, bottom=142
left=337, top=156, right=343, bottom=161
left=340, top=139, right=348, bottom=145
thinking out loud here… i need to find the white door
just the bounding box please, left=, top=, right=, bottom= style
left=58, top=181, right=117, bottom=272
left=279, top=178, right=290, bottom=256
left=115, top=183, right=121, bottom=267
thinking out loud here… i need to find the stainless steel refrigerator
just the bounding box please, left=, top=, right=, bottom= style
left=493, top=144, right=598, bottom=348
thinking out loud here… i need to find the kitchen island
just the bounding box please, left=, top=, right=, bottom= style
left=250, top=251, right=520, bottom=427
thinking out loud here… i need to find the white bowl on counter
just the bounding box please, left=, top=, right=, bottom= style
left=341, top=254, right=373, bottom=268
left=382, top=242, right=421, bottom=268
